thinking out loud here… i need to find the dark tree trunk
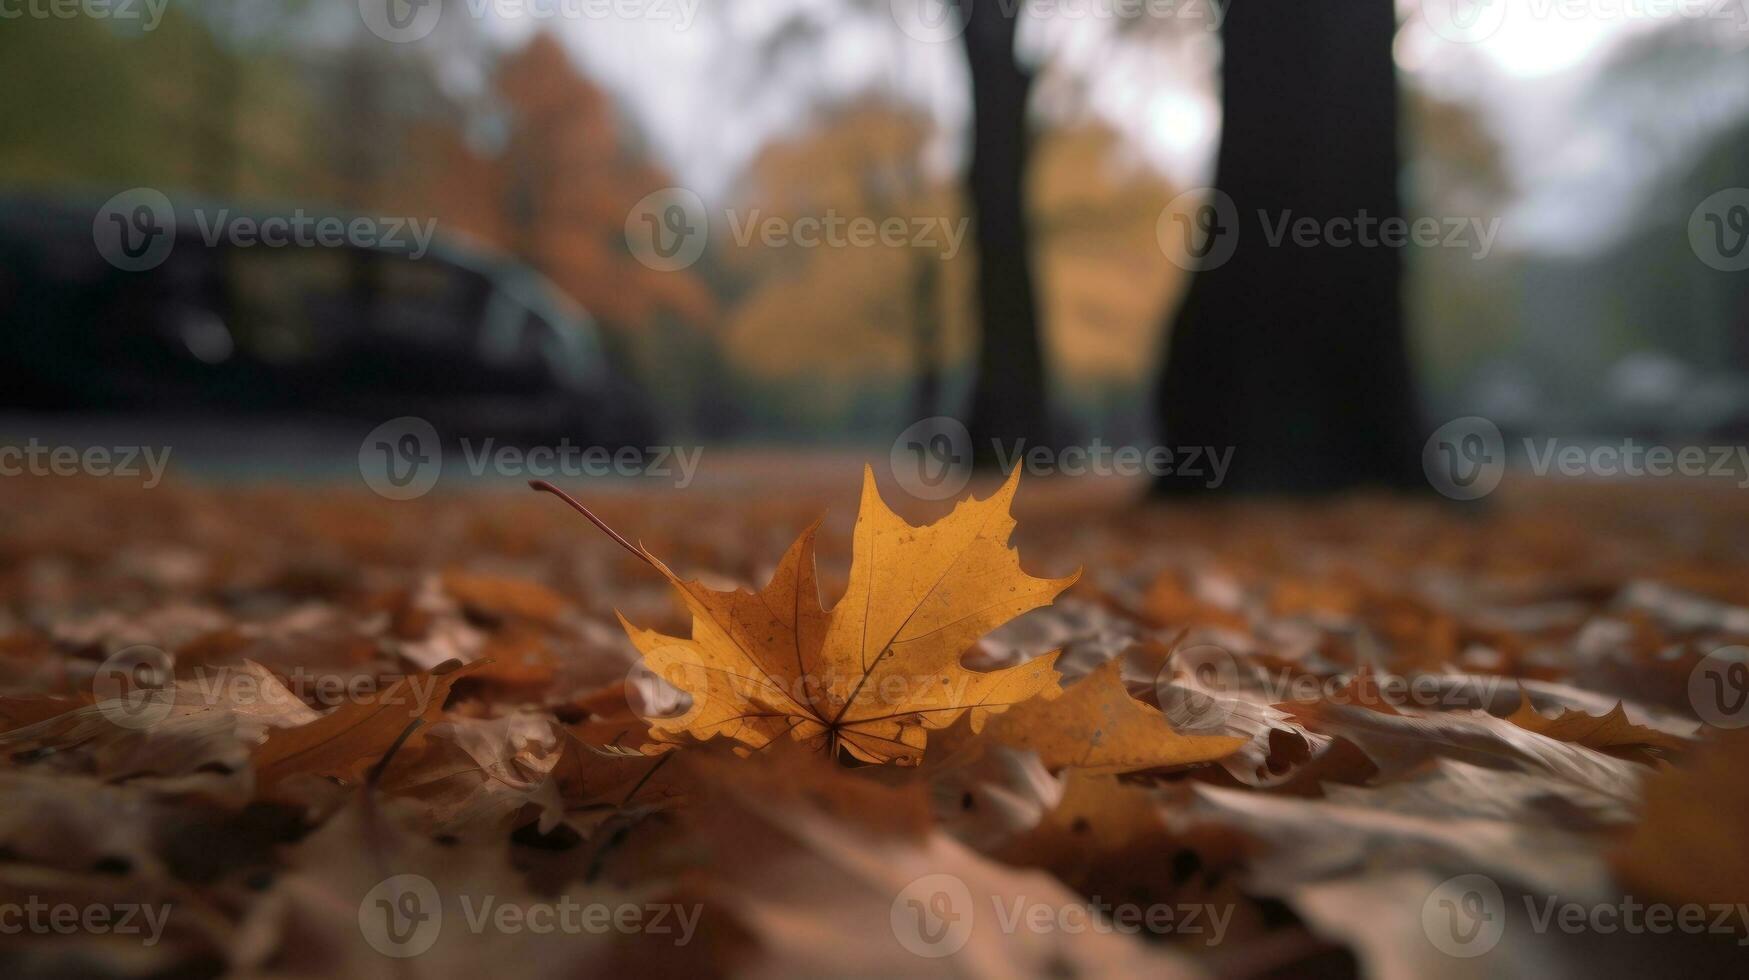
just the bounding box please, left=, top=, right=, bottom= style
left=959, top=0, right=1050, bottom=465
left=340, top=46, right=387, bottom=334
left=1154, top=0, right=1422, bottom=495
left=910, top=252, right=944, bottom=423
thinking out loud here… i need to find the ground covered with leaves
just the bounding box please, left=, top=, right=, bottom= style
left=0, top=468, right=1746, bottom=978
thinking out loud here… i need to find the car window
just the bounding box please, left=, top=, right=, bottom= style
left=224, top=243, right=491, bottom=364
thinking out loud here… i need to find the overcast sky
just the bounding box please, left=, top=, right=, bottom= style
left=462, top=0, right=1746, bottom=254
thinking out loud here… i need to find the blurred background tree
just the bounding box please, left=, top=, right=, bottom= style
left=3, top=0, right=1746, bottom=457
left=1154, top=0, right=1421, bottom=494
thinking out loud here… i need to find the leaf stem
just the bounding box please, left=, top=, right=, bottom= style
left=528, top=481, right=654, bottom=567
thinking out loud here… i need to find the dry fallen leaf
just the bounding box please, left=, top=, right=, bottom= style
left=550, top=468, right=1081, bottom=764
left=1282, top=699, right=1644, bottom=803
left=664, top=744, right=1202, bottom=978
left=1503, top=690, right=1689, bottom=766
left=1612, top=730, right=1749, bottom=907
left=252, top=659, right=486, bottom=799
left=976, top=659, right=1245, bottom=775
left=5, top=465, right=1748, bottom=978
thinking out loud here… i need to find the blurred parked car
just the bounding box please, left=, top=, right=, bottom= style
left=0, top=193, right=657, bottom=446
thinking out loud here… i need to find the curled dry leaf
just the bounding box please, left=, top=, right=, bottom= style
left=1283, top=699, right=1644, bottom=803
left=1503, top=690, right=1690, bottom=766
left=252, top=659, right=487, bottom=800
left=976, top=659, right=1245, bottom=775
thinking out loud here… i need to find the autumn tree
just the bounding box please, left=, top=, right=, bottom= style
left=719, top=103, right=972, bottom=435
left=482, top=35, right=715, bottom=332
left=1154, top=0, right=1422, bottom=494
left=400, top=34, right=720, bottom=433
left=956, top=0, right=1053, bottom=464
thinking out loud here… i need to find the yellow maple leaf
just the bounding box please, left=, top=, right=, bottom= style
left=547, top=467, right=1078, bottom=764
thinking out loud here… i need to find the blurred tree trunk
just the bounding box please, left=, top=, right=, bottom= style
left=958, top=0, right=1050, bottom=464
left=339, top=43, right=387, bottom=334
left=910, top=252, right=944, bottom=422
left=1154, top=0, right=1421, bottom=495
